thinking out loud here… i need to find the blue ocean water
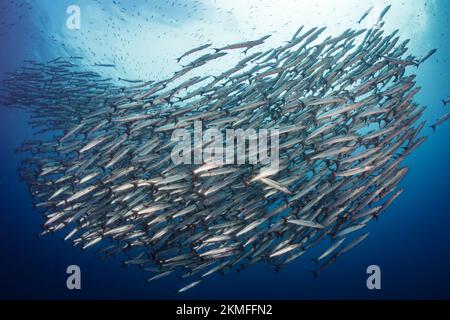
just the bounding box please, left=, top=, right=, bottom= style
left=0, top=0, right=449, bottom=299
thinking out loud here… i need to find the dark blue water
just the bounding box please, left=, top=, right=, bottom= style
left=0, top=0, right=449, bottom=299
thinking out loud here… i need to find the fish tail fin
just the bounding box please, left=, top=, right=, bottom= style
left=331, top=171, right=337, bottom=182
left=442, top=99, right=447, bottom=107
left=163, top=97, right=173, bottom=105
left=274, top=265, right=281, bottom=273
left=311, top=258, right=319, bottom=265
left=361, top=57, right=370, bottom=66
left=213, top=48, right=221, bottom=53
left=310, top=270, right=319, bottom=279
left=430, top=124, right=436, bottom=133
left=333, top=160, right=340, bottom=171
left=176, top=57, right=182, bottom=63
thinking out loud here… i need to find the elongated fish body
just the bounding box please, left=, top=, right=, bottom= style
left=358, top=6, right=373, bottom=24
left=431, top=112, right=450, bottom=131
left=177, top=43, right=212, bottom=63
left=287, top=219, right=324, bottom=229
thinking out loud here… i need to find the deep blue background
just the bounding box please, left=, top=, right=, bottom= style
left=0, top=1, right=449, bottom=299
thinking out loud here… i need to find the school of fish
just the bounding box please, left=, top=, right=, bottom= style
left=1, top=6, right=446, bottom=293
